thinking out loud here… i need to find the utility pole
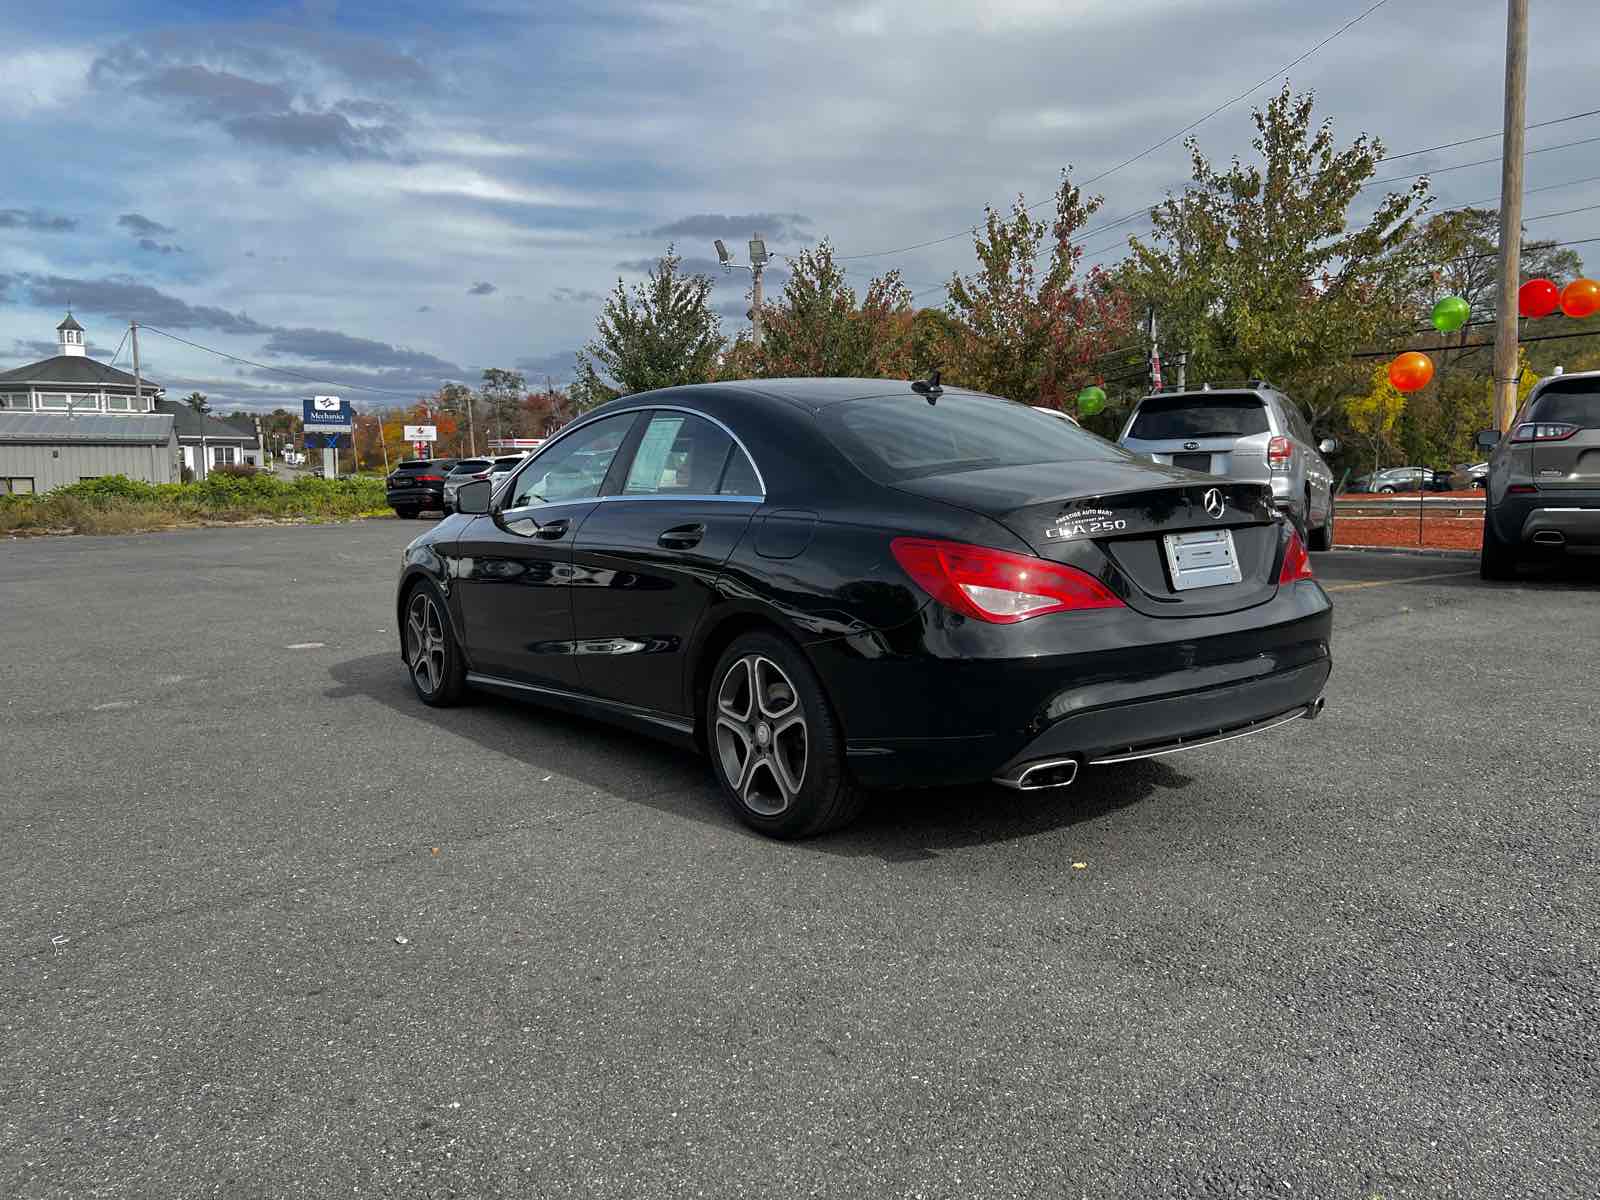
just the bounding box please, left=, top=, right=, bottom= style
left=130, top=320, right=143, bottom=411
left=1493, top=0, right=1529, bottom=432
left=750, top=231, right=766, bottom=349
left=1147, top=308, right=1163, bottom=391
left=466, top=390, right=478, bottom=457
left=713, top=233, right=770, bottom=349
left=1176, top=351, right=1188, bottom=391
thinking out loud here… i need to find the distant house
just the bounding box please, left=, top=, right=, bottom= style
left=0, top=314, right=178, bottom=493
left=153, top=401, right=264, bottom=478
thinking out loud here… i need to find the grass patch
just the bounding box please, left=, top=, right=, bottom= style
left=0, top=473, right=390, bottom=536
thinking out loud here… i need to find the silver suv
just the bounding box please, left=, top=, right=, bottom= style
left=1118, top=382, right=1338, bottom=550
left=1477, top=368, right=1600, bottom=579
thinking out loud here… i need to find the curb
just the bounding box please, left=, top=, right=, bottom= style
left=1329, top=544, right=1479, bottom=560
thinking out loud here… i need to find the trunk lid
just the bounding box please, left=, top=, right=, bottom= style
left=893, top=460, right=1285, bottom=617
left=1528, top=382, right=1600, bottom=490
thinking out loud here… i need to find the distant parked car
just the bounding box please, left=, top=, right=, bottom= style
left=488, top=454, right=528, bottom=493
left=441, top=459, right=494, bottom=514
left=1118, top=382, right=1339, bottom=549
left=1478, top=368, right=1600, bottom=579
left=1466, top=461, right=1489, bottom=488
left=385, top=458, right=459, bottom=519
left=1347, top=467, right=1452, bottom=494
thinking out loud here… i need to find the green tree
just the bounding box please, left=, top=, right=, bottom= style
left=1344, top=363, right=1406, bottom=473
left=479, top=367, right=527, bottom=443
left=183, top=391, right=211, bottom=415
left=573, top=247, right=724, bottom=409
left=1124, top=85, right=1432, bottom=433
left=942, top=170, right=1135, bottom=405
left=751, top=239, right=914, bottom=378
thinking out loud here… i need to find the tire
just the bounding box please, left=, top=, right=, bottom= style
left=394, top=506, right=420, bottom=520
left=403, top=581, right=468, bottom=706
left=1307, top=493, right=1334, bottom=551
left=705, top=631, right=865, bottom=839
left=1379, top=485, right=1397, bottom=494
left=1479, top=511, right=1519, bottom=581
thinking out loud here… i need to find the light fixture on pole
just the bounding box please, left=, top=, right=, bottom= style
left=712, top=232, right=768, bottom=348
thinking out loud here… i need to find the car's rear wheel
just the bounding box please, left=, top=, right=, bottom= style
left=1480, top=511, right=1519, bottom=581
left=706, top=632, right=864, bottom=839
left=394, top=506, right=420, bottom=520
left=1307, top=492, right=1334, bottom=551
left=404, top=582, right=467, bottom=705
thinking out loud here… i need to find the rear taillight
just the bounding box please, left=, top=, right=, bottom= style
left=890, top=538, right=1124, bottom=623
left=1267, top=436, right=1292, bottom=471
left=1508, top=483, right=1538, bottom=494
left=1278, top=528, right=1313, bottom=584
left=1511, top=422, right=1579, bottom=442
left=415, top=474, right=444, bottom=482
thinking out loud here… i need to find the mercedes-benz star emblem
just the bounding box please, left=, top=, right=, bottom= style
left=1203, top=488, right=1226, bottom=519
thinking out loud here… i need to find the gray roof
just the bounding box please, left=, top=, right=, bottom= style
left=0, top=354, right=160, bottom=394
left=154, top=400, right=259, bottom=446
left=0, top=411, right=175, bottom=445
left=56, top=313, right=84, bottom=333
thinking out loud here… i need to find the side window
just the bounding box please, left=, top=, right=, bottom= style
left=623, top=413, right=734, bottom=496
left=507, top=414, right=635, bottom=509
left=718, top=443, right=762, bottom=495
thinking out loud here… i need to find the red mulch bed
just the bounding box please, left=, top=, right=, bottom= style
left=1335, top=515, right=1483, bottom=551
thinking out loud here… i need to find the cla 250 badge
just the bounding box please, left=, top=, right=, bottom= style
left=1044, top=507, right=1129, bottom=541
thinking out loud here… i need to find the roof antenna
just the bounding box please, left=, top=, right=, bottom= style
left=911, top=368, right=942, bottom=404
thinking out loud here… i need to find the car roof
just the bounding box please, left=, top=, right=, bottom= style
left=587, top=378, right=989, bottom=418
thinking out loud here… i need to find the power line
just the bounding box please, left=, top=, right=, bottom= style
left=835, top=0, right=1394, bottom=263
left=1353, top=325, right=1600, bottom=359
left=1374, top=107, right=1600, bottom=164
left=105, top=326, right=130, bottom=369
left=1362, top=134, right=1600, bottom=190
left=140, top=325, right=439, bottom=398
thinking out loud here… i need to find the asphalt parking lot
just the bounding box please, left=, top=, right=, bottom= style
left=3, top=522, right=1596, bottom=1199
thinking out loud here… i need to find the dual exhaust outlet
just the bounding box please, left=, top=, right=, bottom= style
left=993, top=695, right=1327, bottom=792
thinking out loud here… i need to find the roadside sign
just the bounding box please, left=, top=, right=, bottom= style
left=304, top=395, right=354, bottom=434
left=304, top=431, right=351, bottom=449
left=413, top=441, right=427, bottom=458
left=404, top=424, right=437, bottom=442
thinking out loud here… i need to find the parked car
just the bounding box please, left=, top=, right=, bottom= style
left=1478, top=369, right=1600, bottom=579
left=384, top=458, right=459, bottom=518
left=396, top=379, right=1332, bottom=839
left=1117, top=382, right=1338, bottom=550
left=1466, top=461, right=1489, bottom=488
left=488, top=454, right=529, bottom=492
left=440, top=458, right=494, bottom=513
left=1347, top=466, right=1452, bottom=494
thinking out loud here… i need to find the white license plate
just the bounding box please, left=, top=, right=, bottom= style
left=1162, top=528, right=1243, bottom=590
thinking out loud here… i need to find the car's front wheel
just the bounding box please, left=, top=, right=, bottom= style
left=706, top=632, right=864, bottom=839
left=1308, top=494, right=1335, bottom=551
left=404, top=582, right=467, bottom=705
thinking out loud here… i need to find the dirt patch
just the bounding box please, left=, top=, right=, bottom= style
left=1336, top=515, right=1483, bottom=551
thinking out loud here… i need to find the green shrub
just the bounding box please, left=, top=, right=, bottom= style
left=50, top=475, right=161, bottom=503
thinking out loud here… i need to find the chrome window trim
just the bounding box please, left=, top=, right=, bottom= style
left=502, top=402, right=768, bottom=506
left=596, top=493, right=763, bottom=504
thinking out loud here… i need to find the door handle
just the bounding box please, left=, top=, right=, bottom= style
left=657, top=522, right=705, bottom=549
left=535, top=518, right=570, bottom=540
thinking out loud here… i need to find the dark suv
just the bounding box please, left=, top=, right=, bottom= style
left=385, top=458, right=459, bottom=519
left=1478, top=369, right=1600, bottom=578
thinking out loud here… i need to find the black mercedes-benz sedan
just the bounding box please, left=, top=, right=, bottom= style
left=396, top=378, right=1331, bottom=838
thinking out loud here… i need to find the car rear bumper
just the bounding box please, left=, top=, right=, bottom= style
left=1519, top=503, right=1600, bottom=548
left=387, top=487, right=444, bottom=508
left=814, top=581, right=1333, bottom=788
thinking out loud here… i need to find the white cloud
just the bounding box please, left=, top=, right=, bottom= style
left=0, top=47, right=93, bottom=117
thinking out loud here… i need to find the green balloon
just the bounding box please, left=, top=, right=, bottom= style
left=1431, top=295, right=1470, bottom=333
left=1076, top=386, right=1107, bottom=416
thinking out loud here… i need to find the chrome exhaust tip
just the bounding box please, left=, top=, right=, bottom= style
left=1532, top=530, right=1566, bottom=546
left=994, top=757, right=1080, bottom=791
left=1305, top=695, right=1326, bottom=720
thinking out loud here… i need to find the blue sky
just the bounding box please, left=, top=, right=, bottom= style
left=4, top=0, right=1599, bottom=412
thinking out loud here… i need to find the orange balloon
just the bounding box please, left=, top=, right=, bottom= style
left=1560, top=277, right=1600, bottom=319
left=1388, top=351, right=1435, bottom=393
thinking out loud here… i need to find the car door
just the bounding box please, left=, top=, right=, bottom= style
left=450, top=413, right=641, bottom=689
left=570, top=409, right=765, bottom=717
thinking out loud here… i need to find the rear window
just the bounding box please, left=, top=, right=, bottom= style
left=451, top=459, right=492, bottom=473
left=1127, top=394, right=1270, bottom=440
left=396, top=459, right=443, bottom=472
left=492, top=456, right=525, bottom=469
left=821, top=392, right=1125, bottom=482
left=1529, top=381, right=1600, bottom=426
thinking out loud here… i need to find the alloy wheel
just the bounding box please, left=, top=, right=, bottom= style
left=406, top=590, right=447, bottom=695
left=714, top=654, right=809, bottom=816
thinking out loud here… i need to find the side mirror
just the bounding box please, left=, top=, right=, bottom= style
left=455, top=478, right=492, bottom=515
left=1475, top=429, right=1502, bottom=450
left=1317, top=438, right=1339, bottom=455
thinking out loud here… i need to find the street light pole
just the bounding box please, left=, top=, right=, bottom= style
left=1493, top=0, right=1529, bottom=433
left=714, top=233, right=769, bottom=348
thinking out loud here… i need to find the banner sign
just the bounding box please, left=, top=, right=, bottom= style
left=403, top=424, right=437, bottom=442
left=303, top=395, right=354, bottom=434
